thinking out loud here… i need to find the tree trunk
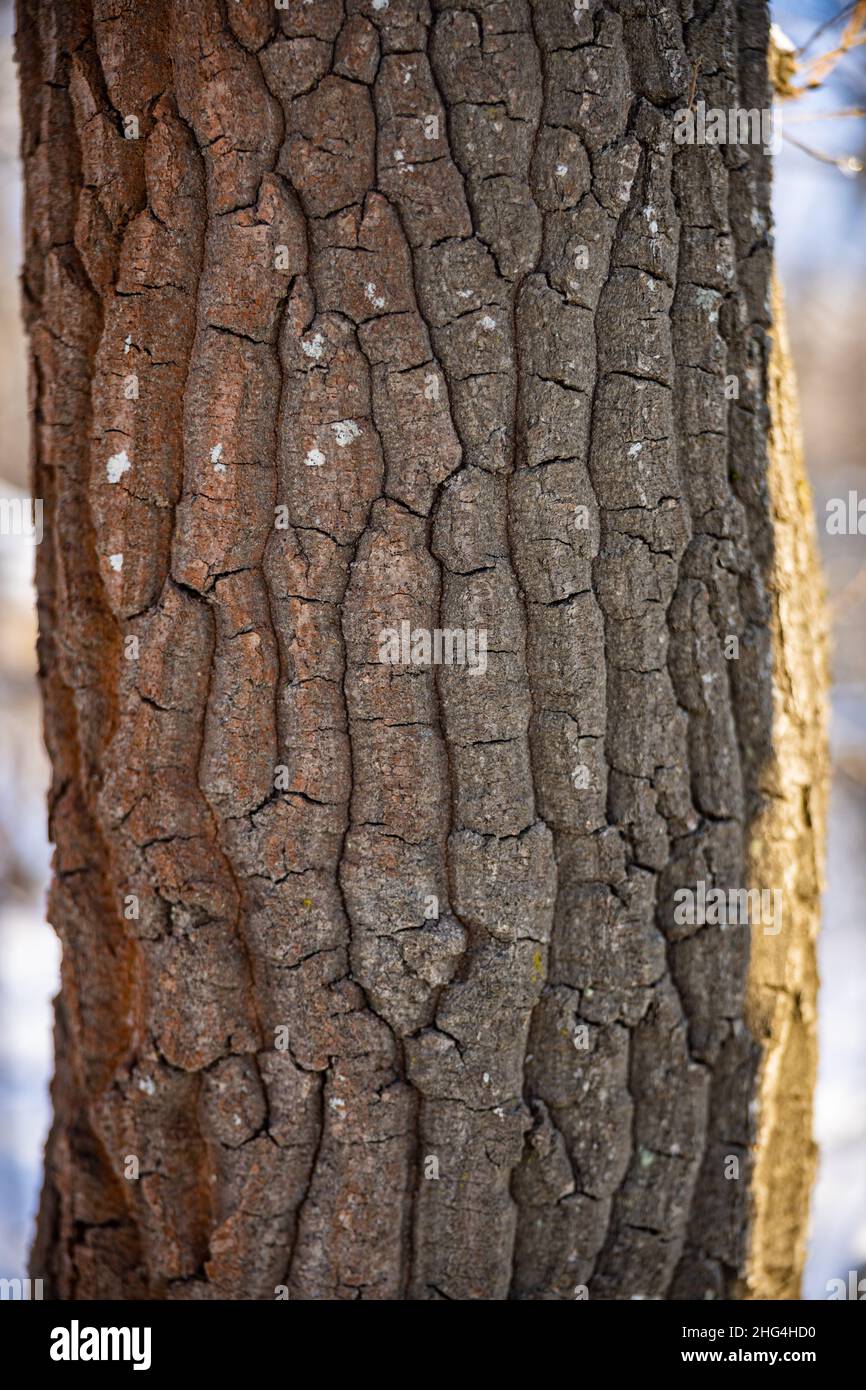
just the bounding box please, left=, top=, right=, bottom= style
left=18, top=0, right=826, bottom=1300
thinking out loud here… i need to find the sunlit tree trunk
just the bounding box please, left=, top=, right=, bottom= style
left=18, top=0, right=826, bottom=1300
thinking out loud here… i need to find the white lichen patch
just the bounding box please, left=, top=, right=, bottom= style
left=331, top=419, right=362, bottom=448
left=301, top=333, right=325, bottom=360
left=305, top=447, right=325, bottom=468
left=365, top=282, right=386, bottom=311
left=479, top=315, right=497, bottom=331
left=106, top=449, right=131, bottom=483
left=643, top=205, right=659, bottom=235
left=695, top=287, right=721, bottom=323
left=210, top=442, right=226, bottom=473
left=108, top=553, right=123, bottom=572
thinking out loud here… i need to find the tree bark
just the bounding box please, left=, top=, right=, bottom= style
left=18, top=0, right=827, bottom=1300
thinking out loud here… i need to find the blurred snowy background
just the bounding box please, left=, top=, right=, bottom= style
left=0, top=0, right=864, bottom=1297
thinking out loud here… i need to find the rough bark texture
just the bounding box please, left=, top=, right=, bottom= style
left=18, top=0, right=826, bottom=1300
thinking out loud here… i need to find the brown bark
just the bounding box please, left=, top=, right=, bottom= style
left=17, top=0, right=826, bottom=1300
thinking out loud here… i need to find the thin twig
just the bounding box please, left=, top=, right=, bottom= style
left=687, top=58, right=701, bottom=112
left=783, top=129, right=864, bottom=174
left=801, top=1, right=866, bottom=87
left=784, top=106, right=866, bottom=123
left=797, top=1, right=859, bottom=57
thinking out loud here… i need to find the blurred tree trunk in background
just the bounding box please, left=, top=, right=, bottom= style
left=18, top=0, right=826, bottom=1300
